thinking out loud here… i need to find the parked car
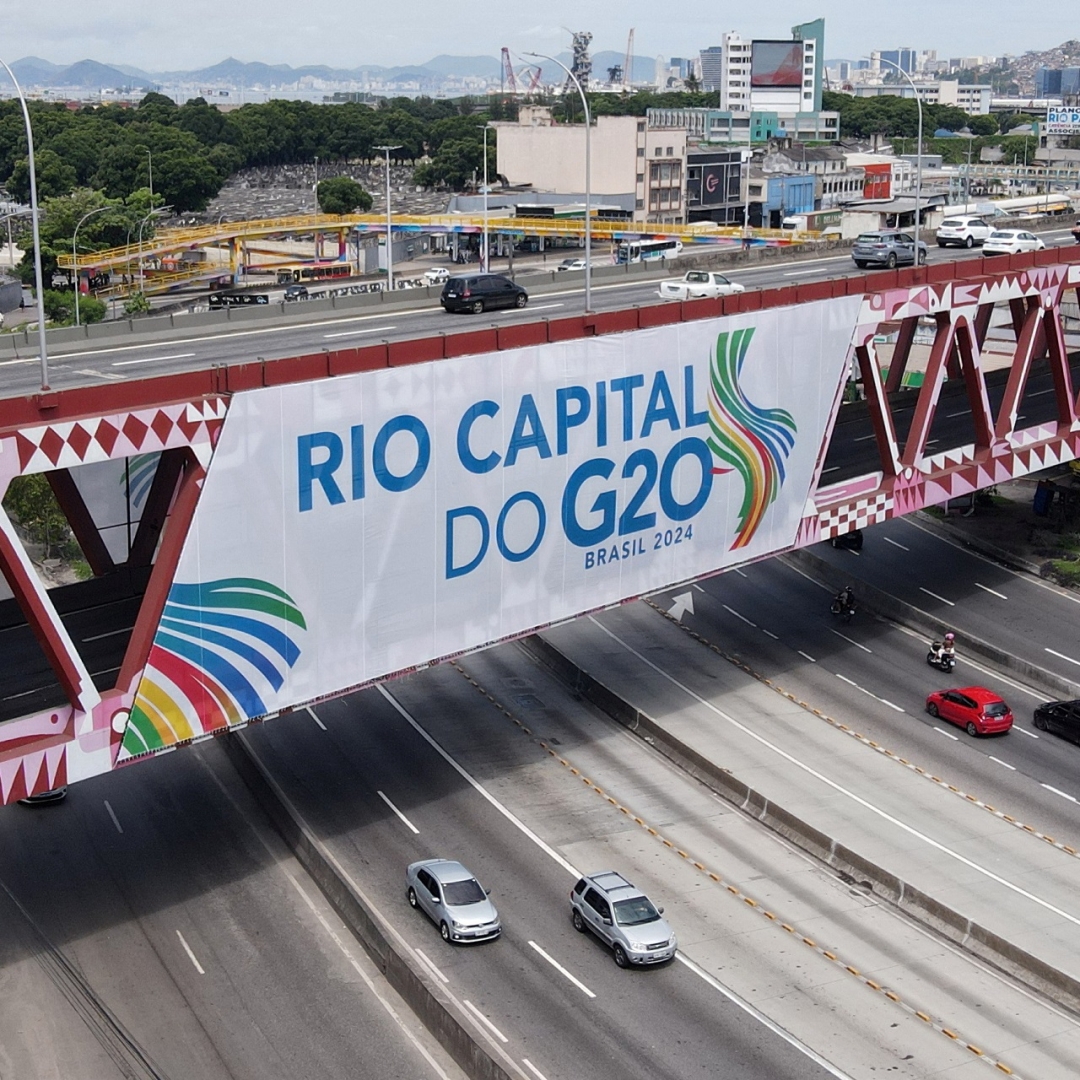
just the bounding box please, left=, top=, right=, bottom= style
left=935, top=215, right=993, bottom=248
left=406, top=859, right=501, bottom=943
left=18, top=786, right=67, bottom=806
left=570, top=870, right=677, bottom=967
left=851, top=231, right=928, bottom=269
left=423, top=267, right=450, bottom=285
left=440, top=274, right=528, bottom=314
left=658, top=270, right=745, bottom=301
left=829, top=528, right=863, bottom=551
left=1032, top=699, right=1080, bottom=743
left=557, top=258, right=588, bottom=272
left=283, top=285, right=308, bottom=301
left=925, top=687, right=1014, bottom=736
left=982, top=229, right=1045, bottom=255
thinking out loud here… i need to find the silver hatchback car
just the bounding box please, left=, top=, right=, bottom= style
left=570, top=871, right=677, bottom=967
left=406, top=859, right=501, bottom=943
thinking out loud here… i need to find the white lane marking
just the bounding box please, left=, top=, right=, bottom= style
left=692, top=583, right=705, bottom=593
left=522, top=1059, right=550, bottom=1080
left=934, top=726, right=959, bottom=741
left=377, top=685, right=579, bottom=876
left=414, top=948, right=449, bottom=984
left=975, top=582, right=1008, bottom=600
left=323, top=325, right=396, bottom=339
left=503, top=302, right=563, bottom=313
left=379, top=684, right=853, bottom=1079
left=1042, top=784, right=1078, bottom=803
left=112, top=352, right=196, bottom=367
left=835, top=673, right=904, bottom=712
left=798, top=650, right=817, bottom=663
left=853, top=433, right=877, bottom=442
left=527, top=940, right=596, bottom=998
left=74, top=367, right=124, bottom=380
left=1014, top=726, right=1040, bottom=739
left=722, top=604, right=756, bottom=628
left=83, top=625, right=134, bottom=643
left=198, top=753, right=454, bottom=1079
left=591, top=616, right=1080, bottom=928
left=675, top=953, right=856, bottom=1080
left=883, top=536, right=909, bottom=551
left=463, top=1000, right=509, bottom=1043
left=829, top=629, right=872, bottom=654
left=989, top=756, right=1016, bottom=771
left=762, top=629, right=779, bottom=640
left=733, top=567, right=747, bottom=577
left=306, top=706, right=327, bottom=730
left=821, top=466, right=840, bottom=473
left=1046, top=647, right=1080, bottom=669
left=103, top=800, right=123, bottom=834
left=919, top=586, right=955, bottom=606
left=945, top=409, right=970, bottom=418
left=0, top=357, right=35, bottom=367
left=176, top=931, right=205, bottom=975
left=377, top=790, right=420, bottom=834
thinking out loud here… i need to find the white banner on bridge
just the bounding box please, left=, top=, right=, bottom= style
left=124, top=296, right=861, bottom=752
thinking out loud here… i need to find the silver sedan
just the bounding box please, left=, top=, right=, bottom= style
left=406, top=859, right=501, bottom=943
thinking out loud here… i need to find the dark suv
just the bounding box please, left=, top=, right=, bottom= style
left=441, top=274, right=528, bottom=314
left=1033, top=699, right=1080, bottom=743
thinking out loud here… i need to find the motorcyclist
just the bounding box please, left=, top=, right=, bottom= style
left=832, top=586, right=855, bottom=613
left=1072, top=220, right=1080, bottom=245
left=930, top=632, right=956, bottom=663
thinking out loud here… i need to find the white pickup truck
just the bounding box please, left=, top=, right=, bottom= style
left=658, top=270, right=745, bottom=301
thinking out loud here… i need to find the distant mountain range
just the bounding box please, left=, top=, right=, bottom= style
left=9, top=51, right=665, bottom=91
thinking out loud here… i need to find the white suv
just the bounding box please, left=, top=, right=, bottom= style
left=936, top=215, right=993, bottom=249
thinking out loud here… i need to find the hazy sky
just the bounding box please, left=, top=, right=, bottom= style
left=2, top=1, right=1063, bottom=70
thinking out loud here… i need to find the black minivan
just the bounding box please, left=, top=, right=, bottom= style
left=441, top=274, right=528, bottom=314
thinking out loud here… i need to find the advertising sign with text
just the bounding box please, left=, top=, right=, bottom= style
left=122, top=297, right=861, bottom=755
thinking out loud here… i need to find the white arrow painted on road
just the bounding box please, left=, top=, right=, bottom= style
left=667, top=591, right=695, bottom=622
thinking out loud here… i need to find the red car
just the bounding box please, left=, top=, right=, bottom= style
left=925, top=687, right=1013, bottom=736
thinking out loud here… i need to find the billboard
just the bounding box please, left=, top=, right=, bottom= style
left=1045, top=107, right=1080, bottom=135
left=121, top=297, right=861, bottom=756
left=751, top=41, right=805, bottom=88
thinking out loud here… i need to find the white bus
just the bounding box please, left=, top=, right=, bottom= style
left=615, top=239, right=684, bottom=264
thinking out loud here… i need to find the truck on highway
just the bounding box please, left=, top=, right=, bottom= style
left=780, top=209, right=842, bottom=237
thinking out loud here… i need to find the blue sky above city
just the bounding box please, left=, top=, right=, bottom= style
left=3, top=1, right=1063, bottom=70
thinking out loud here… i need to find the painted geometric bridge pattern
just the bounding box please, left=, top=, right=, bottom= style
left=0, top=249, right=1078, bottom=804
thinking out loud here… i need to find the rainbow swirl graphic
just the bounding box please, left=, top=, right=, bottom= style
left=707, top=328, right=797, bottom=549
left=123, top=579, right=307, bottom=757
left=124, top=453, right=161, bottom=509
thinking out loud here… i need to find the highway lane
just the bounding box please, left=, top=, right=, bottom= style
left=241, top=643, right=1080, bottom=1079
left=644, top=551, right=1080, bottom=847
left=814, top=513, right=1080, bottom=691
left=3, top=231, right=1076, bottom=401
left=0, top=741, right=463, bottom=1080
left=243, top=685, right=855, bottom=1080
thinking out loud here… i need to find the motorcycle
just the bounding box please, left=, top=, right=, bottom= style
left=830, top=598, right=856, bottom=623
left=926, top=642, right=956, bottom=672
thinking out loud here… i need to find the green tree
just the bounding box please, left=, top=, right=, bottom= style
left=966, top=114, right=999, bottom=137
left=413, top=137, right=486, bottom=190
left=2, top=475, right=74, bottom=560
left=7, top=148, right=77, bottom=201
left=316, top=176, right=373, bottom=214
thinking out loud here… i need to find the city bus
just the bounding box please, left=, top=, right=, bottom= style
left=614, top=239, right=684, bottom=264
left=275, top=262, right=354, bottom=284
left=209, top=291, right=270, bottom=309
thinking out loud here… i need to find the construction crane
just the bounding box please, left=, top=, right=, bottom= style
left=622, top=28, right=634, bottom=91
left=562, top=29, right=592, bottom=93
left=501, top=47, right=518, bottom=94
left=526, top=66, right=543, bottom=93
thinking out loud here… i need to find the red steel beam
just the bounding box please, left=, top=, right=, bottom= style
left=45, top=467, right=115, bottom=577
left=128, top=448, right=186, bottom=568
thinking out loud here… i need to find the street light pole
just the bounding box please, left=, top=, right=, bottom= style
left=527, top=51, right=591, bottom=311
left=0, top=58, right=51, bottom=390
left=136, top=206, right=170, bottom=300
left=375, top=145, right=402, bottom=291
left=482, top=124, right=492, bottom=272
left=72, top=205, right=110, bottom=327
left=871, top=56, right=923, bottom=260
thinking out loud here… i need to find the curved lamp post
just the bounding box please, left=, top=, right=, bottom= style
left=870, top=55, right=923, bottom=258
left=72, top=205, right=110, bottom=327
left=525, top=51, right=592, bottom=312
left=0, top=58, right=50, bottom=389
